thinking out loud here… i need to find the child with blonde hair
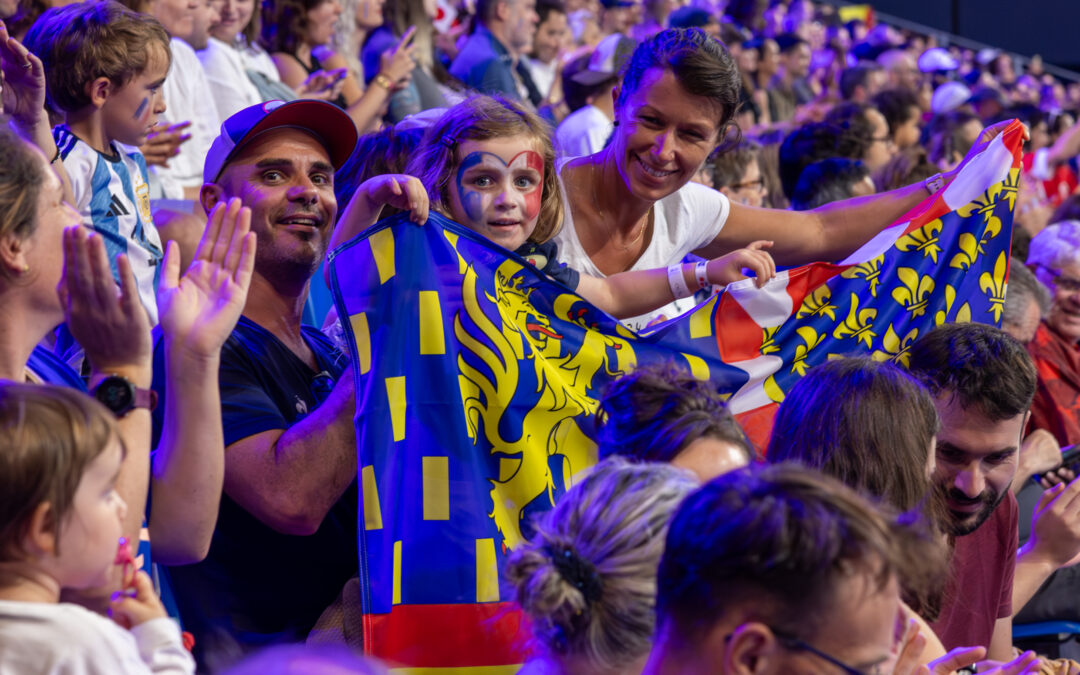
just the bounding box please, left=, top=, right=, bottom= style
left=0, top=384, right=194, bottom=674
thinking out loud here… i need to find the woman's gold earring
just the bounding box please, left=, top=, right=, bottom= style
left=21, top=264, right=29, bottom=274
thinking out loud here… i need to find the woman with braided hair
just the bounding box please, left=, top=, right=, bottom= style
left=505, top=458, right=697, bottom=674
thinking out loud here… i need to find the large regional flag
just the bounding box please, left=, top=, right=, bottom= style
left=327, top=121, right=1024, bottom=670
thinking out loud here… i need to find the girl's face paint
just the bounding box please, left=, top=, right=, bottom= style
left=449, top=136, right=545, bottom=251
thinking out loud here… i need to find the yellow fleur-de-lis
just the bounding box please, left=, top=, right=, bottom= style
left=871, top=325, right=919, bottom=367
left=949, top=233, right=980, bottom=270
left=891, top=267, right=936, bottom=318
left=956, top=176, right=1010, bottom=236
left=934, top=284, right=974, bottom=325
left=980, top=252, right=1008, bottom=323
left=796, top=285, right=837, bottom=321
left=840, top=255, right=884, bottom=297
left=790, top=326, right=827, bottom=376
left=896, top=220, right=943, bottom=263
left=764, top=374, right=785, bottom=404
left=760, top=325, right=781, bottom=355
left=832, top=293, right=877, bottom=348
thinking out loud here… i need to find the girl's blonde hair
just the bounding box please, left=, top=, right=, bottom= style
left=504, top=458, right=697, bottom=669
left=0, top=384, right=121, bottom=560
left=407, top=95, right=564, bottom=244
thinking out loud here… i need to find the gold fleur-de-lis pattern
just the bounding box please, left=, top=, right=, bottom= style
left=896, top=220, right=943, bottom=263
left=840, top=255, right=884, bottom=297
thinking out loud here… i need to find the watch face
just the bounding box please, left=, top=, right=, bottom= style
left=97, top=378, right=134, bottom=414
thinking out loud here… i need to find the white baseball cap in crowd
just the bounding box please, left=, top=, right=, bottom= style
left=931, top=81, right=972, bottom=114
left=919, top=47, right=959, bottom=73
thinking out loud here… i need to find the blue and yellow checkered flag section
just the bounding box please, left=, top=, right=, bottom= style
left=327, top=121, right=1024, bottom=670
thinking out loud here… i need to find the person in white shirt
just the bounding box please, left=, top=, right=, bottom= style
left=524, top=0, right=569, bottom=100
left=555, top=33, right=634, bottom=158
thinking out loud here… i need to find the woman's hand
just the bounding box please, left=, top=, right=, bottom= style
left=379, top=25, right=418, bottom=87
left=297, top=67, right=347, bottom=100
left=156, top=197, right=256, bottom=360
left=58, top=227, right=153, bottom=385
left=706, top=240, right=776, bottom=288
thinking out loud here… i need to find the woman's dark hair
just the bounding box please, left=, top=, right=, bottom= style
left=825, top=101, right=879, bottom=164
left=768, top=358, right=939, bottom=514
left=617, top=28, right=741, bottom=142
left=766, top=357, right=945, bottom=619
left=790, top=158, right=869, bottom=211
left=260, top=0, right=321, bottom=54
left=596, top=362, right=751, bottom=464
left=871, top=88, right=920, bottom=135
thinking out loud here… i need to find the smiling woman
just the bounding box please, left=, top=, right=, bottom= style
left=554, top=28, right=1013, bottom=331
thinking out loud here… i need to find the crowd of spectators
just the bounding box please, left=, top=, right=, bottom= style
left=3, top=0, right=1080, bottom=671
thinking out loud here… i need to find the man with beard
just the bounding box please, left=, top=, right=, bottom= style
left=149, top=100, right=423, bottom=668
left=908, top=323, right=1035, bottom=660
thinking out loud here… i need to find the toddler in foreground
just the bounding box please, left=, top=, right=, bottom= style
left=0, top=384, right=193, bottom=674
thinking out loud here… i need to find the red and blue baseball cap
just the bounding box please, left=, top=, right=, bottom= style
left=203, top=99, right=358, bottom=184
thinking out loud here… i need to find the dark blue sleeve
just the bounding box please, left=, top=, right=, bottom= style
left=361, top=28, right=396, bottom=85
left=218, top=340, right=295, bottom=447
left=478, top=60, right=521, bottom=101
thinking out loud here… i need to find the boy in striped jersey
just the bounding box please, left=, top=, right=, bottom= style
left=25, top=1, right=171, bottom=323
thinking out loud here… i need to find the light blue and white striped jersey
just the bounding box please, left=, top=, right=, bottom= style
left=55, top=126, right=164, bottom=324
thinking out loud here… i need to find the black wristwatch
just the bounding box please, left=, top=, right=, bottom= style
left=92, top=375, right=158, bottom=418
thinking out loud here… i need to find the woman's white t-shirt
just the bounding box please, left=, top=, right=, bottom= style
left=553, top=162, right=732, bottom=331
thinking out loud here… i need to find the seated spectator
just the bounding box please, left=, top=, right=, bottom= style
left=926, top=108, right=982, bottom=170
left=839, top=62, right=886, bottom=103
left=907, top=323, right=1051, bottom=659
left=873, top=147, right=939, bottom=193
left=506, top=458, right=697, bottom=674
left=0, top=384, right=195, bottom=674
left=1026, top=220, right=1080, bottom=446
left=523, top=0, right=570, bottom=101
left=24, top=0, right=169, bottom=322
left=790, top=158, right=874, bottom=210
left=360, top=0, right=450, bottom=123
left=450, top=0, right=541, bottom=105
left=766, top=358, right=948, bottom=663
left=777, top=121, right=848, bottom=200
left=132, top=0, right=224, bottom=201
left=873, top=87, right=923, bottom=150
left=666, top=6, right=718, bottom=36
left=596, top=363, right=751, bottom=480
left=826, top=101, right=896, bottom=173
left=711, top=139, right=767, bottom=208
left=643, top=464, right=949, bottom=674
left=1003, top=261, right=1051, bottom=345
left=554, top=34, right=634, bottom=158
left=149, top=99, right=417, bottom=667
left=263, top=0, right=416, bottom=132
left=878, top=47, right=921, bottom=92
left=199, top=0, right=350, bottom=118
left=766, top=32, right=812, bottom=122
left=597, top=0, right=634, bottom=38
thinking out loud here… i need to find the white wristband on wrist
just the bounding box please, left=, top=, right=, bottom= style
left=667, top=264, right=693, bottom=299
left=694, top=261, right=710, bottom=290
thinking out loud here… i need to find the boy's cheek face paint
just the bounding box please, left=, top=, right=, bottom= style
left=134, top=97, right=149, bottom=121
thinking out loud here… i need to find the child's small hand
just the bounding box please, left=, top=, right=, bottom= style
left=706, top=240, right=776, bottom=288
left=361, top=174, right=429, bottom=225
left=108, top=571, right=167, bottom=630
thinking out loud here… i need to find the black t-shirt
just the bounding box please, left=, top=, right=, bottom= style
left=515, top=239, right=580, bottom=290
left=151, top=317, right=358, bottom=665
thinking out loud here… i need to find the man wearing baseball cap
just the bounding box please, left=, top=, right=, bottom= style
left=149, top=99, right=418, bottom=665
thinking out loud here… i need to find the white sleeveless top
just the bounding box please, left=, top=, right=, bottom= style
left=552, top=160, right=732, bottom=331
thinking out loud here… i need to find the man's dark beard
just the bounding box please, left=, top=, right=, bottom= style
left=940, top=483, right=1010, bottom=536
